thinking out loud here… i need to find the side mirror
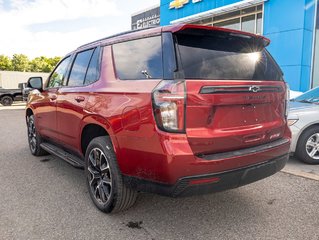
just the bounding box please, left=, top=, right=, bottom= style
left=27, top=77, right=43, bottom=91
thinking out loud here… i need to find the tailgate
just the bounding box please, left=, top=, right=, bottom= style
left=174, top=26, right=287, bottom=155
left=185, top=81, right=286, bottom=154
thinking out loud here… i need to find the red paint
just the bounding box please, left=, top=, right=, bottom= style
left=189, top=177, right=221, bottom=185
left=26, top=24, right=291, bottom=188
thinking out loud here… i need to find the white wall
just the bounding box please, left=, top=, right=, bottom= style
left=0, top=71, right=49, bottom=89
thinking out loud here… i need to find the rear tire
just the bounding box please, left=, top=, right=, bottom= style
left=27, top=115, right=47, bottom=156
left=1, top=96, right=13, bottom=106
left=85, top=136, right=137, bottom=213
left=296, top=126, right=319, bottom=164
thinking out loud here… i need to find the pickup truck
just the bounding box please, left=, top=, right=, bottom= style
left=0, top=83, right=26, bottom=106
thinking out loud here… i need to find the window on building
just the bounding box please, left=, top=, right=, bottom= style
left=312, top=1, right=319, bottom=87
left=191, top=5, right=263, bottom=35
left=214, top=18, right=240, bottom=30
left=112, top=36, right=163, bottom=80
left=242, top=15, right=255, bottom=33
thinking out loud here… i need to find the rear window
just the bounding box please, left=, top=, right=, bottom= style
left=175, top=30, right=283, bottom=81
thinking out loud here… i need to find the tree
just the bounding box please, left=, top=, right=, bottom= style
left=29, top=56, right=61, bottom=72
left=12, top=54, right=29, bottom=72
left=0, top=54, right=61, bottom=73
left=48, top=56, right=61, bottom=69
left=0, top=55, right=12, bottom=71
left=29, top=56, right=49, bottom=72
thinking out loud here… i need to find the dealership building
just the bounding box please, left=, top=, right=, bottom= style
left=159, top=0, right=319, bottom=92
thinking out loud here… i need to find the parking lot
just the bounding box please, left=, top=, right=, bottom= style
left=1, top=108, right=319, bottom=240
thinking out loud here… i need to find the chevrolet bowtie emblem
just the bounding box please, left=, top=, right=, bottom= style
left=169, top=0, right=189, bottom=9
left=249, top=86, right=261, bottom=93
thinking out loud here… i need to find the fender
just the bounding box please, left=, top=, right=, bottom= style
left=79, top=114, right=120, bottom=156
left=292, top=121, right=319, bottom=152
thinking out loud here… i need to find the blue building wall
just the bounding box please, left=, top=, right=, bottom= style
left=160, top=0, right=316, bottom=91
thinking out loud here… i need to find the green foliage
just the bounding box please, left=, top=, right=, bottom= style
left=0, top=54, right=61, bottom=73
left=0, top=55, right=13, bottom=71
left=12, top=54, right=29, bottom=72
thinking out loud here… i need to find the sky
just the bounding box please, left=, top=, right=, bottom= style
left=0, top=0, right=159, bottom=58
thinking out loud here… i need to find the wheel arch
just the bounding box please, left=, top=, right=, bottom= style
left=26, top=108, right=33, bottom=117
left=0, top=94, right=14, bottom=99
left=295, top=123, right=319, bottom=152
left=80, top=115, right=119, bottom=157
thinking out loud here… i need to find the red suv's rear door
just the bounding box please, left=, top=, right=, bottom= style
left=174, top=27, right=287, bottom=155
left=56, top=47, right=100, bottom=154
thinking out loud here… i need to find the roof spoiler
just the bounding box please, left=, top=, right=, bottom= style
left=166, top=24, right=270, bottom=47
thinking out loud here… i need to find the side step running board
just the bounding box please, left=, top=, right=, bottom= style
left=40, top=142, right=84, bottom=169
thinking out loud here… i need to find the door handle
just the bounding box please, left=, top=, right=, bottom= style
left=49, top=95, right=57, bottom=101
left=75, top=96, right=85, bottom=103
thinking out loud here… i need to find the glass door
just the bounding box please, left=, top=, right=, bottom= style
left=312, top=0, right=319, bottom=87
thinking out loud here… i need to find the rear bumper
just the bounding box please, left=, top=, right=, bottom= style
left=117, top=127, right=290, bottom=185
left=123, top=153, right=289, bottom=197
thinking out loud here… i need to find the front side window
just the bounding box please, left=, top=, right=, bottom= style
left=47, top=56, right=71, bottom=88
left=112, top=36, right=163, bottom=80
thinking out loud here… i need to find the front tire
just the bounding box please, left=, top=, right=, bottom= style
left=85, top=136, right=137, bottom=213
left=296, top=126, right=319, bottom=164
left=1, top=96, right=13, bottom=106
left=27, top=115, right=47, bottom=156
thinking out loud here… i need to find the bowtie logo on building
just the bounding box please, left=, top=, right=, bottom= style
left=169, top=0, right=202, bottom=9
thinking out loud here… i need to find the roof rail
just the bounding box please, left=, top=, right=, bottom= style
left=77, top=26, right=158, bottom=49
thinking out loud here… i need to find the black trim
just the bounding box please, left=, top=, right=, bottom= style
left=123, top=154, right=289, bottom=197
left=197, top=138, right=290, bottom=161
left=40, top=142, right=84, bottom=169
left=200, top=85, right=283, bottom=94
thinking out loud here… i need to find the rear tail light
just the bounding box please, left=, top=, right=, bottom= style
left=152, top=80, right=186, bottom=133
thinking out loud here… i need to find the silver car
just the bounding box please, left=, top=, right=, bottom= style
left=289, top=87, right=319, bottom=164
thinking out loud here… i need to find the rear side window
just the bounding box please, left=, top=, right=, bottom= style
left=67, top=48, right=100, bottom=87
left=85, top=48, right=100, bottom=85
left=112, top=36, right=163, bottom=80
left=175, top=31, right=283, bottom=81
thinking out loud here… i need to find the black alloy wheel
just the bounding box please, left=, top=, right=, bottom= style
left=85, top=136, right=137, bottom=213
left=27, top=115, right=47, bottom=156
left=87, top=147, right=113, bottom=205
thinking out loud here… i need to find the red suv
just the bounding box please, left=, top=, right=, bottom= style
left=26, top=24, right=291, bottom=213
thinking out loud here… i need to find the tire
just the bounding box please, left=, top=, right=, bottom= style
left=85, top=136, right=137, bottom=213
left=1, top=96, right=13, bottom=106
left=296, top=126, right=319, bottom=164
left=27, top=115, right=47, bottom=156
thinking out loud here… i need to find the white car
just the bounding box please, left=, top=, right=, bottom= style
left=288, top=87, right=319, bottom=164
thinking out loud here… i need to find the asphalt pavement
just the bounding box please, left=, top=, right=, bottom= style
left=0, top=109, right=319, bottom=240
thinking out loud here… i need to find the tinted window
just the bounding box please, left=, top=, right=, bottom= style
left=68, top=49, right=94, bottom=87
left=48, top=57, right=71, bottom=88
left=175, top=31, right=283, bottom=81
left=113, top=36, right=163, bottom=80
left=85, top=48, right=100, bottom=85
